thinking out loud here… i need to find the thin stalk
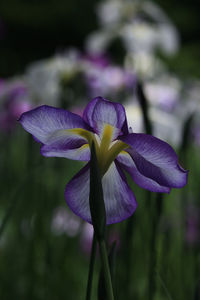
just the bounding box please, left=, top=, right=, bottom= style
left=157, top=272, right=173, bottom=300
left=0, top=195, right=18, bottom=238
left=136, top=81, right=153, bottom=135
left=85, top=233, right=97, bottom=300
left=99, top=239, right=114, bottom=300
left=125, top=215, right=135, bottom=299
left=148, top=193, right=163, bottom=300
left=0, top=165, right=43, bottom=240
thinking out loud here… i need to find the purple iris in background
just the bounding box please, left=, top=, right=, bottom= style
left=0, top=80, right=32, bottom=132
left=19, top=97, right=188, bottom=224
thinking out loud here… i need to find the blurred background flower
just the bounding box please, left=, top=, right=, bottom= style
left=51, top=206, right=81, bottom=237
left=185, top=204, right=200, bottom=246
left=0, top=78, right=32, bottom=132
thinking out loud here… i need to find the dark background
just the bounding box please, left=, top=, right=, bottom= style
left=0, top=0, right=200, bottom=78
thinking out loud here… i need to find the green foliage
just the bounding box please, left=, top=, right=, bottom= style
left=0, top=128, right=199, bottom=299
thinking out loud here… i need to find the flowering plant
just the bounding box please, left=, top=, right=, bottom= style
left=19, top=96, right=188, bottom=225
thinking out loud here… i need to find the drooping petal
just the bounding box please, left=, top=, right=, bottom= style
left=19, top=105, right=92, bottom=159
left=83, top=96, right=129, bottom=139
left=65, top=161, right=137, bottom=225
left=119, top=133, right=188, bottom=188
left=41, top=143, right=90, bottom=161
left=65, top=163, right=91, bottom=223
left=117, top=152, right=170, bottom=193
left=19, top=105, right=90, bottom=144
left=102, top=161, right=137, bottom=224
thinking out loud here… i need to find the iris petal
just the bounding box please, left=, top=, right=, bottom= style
left=117, top=152, right=170, bottom=193
left=65, top=163, right=91, bottom=223
left=19, top=105, right=90, bottom=144
left=83, top=96, right=128, bottom=139
left=65, top=161, right=137, bottom=225
left=41, top=143, right=90, bottom=161
left=119, top=133, right=188, bottom=188
left=102, top=161, right=137, bottom=224
left=19, top=105, right=91, bottom=159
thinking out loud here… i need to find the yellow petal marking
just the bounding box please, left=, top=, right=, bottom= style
left=103, top=140, right=128, bottom=174
left=64, top=126, right=128, bottom=175
left=65, top=128, right=100, bottom=157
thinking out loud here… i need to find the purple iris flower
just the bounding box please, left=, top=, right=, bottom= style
left=82, top=53, right=110, bottom=68
left=19, top=97, right=188, bottom=224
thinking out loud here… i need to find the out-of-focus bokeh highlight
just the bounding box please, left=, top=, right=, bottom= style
left=0, top=0, right=199, bottom=299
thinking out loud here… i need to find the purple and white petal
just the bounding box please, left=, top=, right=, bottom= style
left=117, top=152, right=170, bottom=193
left=65, top=161, right=137, bottom=225
left=102, top=161, right=137, bottom=224
left=65, top=163, right=91, bottom=223
left=41, top=143, right=90, bottom=161
left=83, top=97, right=128, bottom=139
left=119, top=133, right=188, bottom=188
left=19, top=105, right=90, bottom=144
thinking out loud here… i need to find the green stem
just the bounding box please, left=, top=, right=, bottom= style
left=99, top=239, right=115, bottom=300
left=157, top=272, right=173, bottom=300
left=125, top=215, right=135, bottom=299
left=136, top=81, right=153, bottom=135
left=85, top=233, right=97, bottom=300
left=148, top=194, right=163, bottom=300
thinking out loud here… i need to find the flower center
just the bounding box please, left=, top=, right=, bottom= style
left=96, top=124, right=128, bottom=175
left=66, top=125, right=128, bottom=175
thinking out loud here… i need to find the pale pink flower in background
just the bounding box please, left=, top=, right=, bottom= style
left=185, top=205, right=200, bottom=246
left=79, top=223, right=94, bottom=255
left=51, top=206, right=81, bottom=237
left=0, top=79, right=32, bottom=132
